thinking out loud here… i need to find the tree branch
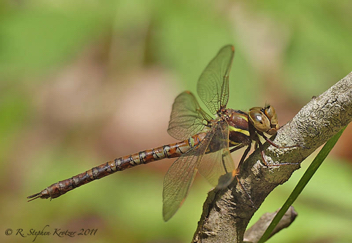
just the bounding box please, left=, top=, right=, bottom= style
left=243, top=206, right=297, bottom=243
left=192, top=72, right=352, bottom=243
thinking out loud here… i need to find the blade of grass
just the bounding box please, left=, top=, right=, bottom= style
left=258, top=126, right=347, bottom=243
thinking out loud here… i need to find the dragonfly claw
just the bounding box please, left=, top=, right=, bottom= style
left=27, top=188, right=51, bottom=202
left=27, top=192, right=42, bottom=202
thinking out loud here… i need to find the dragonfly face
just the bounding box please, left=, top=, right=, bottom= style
left=248, top=106, right=279, bottom=135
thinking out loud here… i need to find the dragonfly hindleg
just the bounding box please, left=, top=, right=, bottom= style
left=256, top=133, right=300, bottom=167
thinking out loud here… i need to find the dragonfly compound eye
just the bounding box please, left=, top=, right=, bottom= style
left=264, top=106, right=279, bottom=134
left=249, top=109, right=270, bottom=133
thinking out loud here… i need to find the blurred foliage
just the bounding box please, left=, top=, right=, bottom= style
left=0, top=0, right=351, bottom=243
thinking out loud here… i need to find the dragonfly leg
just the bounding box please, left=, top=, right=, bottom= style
left=257, top=134, right=300, bottom=167
left=221, top=150, right=231, bottom=174
left=216, top=144, right=246, bottom=189
left=228, top=145, right=256, bottom=208
left=261, top=133, right=301, bottom=149
left=253, top=136, right=270, bottom=167
left=234, top=144, right=251, bottom=171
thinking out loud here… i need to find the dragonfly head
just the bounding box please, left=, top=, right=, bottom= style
left=248, top=105, right=278, bottom=135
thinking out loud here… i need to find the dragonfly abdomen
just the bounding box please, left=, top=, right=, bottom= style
left=114, top=132, right=206, bottom=169
left=27, top=132, right=207, bottom=201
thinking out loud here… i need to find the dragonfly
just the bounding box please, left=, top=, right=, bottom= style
left=28, top=45, right=286, bottom=221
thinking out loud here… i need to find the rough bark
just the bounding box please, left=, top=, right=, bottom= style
left=192, top=72, right=352, bottom=243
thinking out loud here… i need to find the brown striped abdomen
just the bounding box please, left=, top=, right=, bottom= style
left=27, top=132, right=207, bottom=201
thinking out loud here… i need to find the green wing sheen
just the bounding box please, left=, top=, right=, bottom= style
left=163, top=121, right=235, bottom=221
left=167, top=91, right=212, bottom=140
left=197, top=45, right=235, bottom=115
left=197, top=121, right=235, bottom=187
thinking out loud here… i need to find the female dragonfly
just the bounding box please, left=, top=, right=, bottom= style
left=28, top=45, right=282, bottom=221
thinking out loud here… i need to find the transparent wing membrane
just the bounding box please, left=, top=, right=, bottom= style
left=167, top=91, right=212, bottom=140
left=197, top=45, right=235, bottom=114
left=162, top=158, right=198, bottom=221
left=164, top=45, right=238, bottom=220
left=198, top=121, right=235, bottom=187
left=163, top=121, right=236, bottom=221
left=163, top=130, right=215, bottom=221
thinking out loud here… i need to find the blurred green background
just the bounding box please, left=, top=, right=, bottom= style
left=1, top=1, right=352, bottom=243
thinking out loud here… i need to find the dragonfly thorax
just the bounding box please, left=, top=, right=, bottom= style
left=222, top=109, right=252, bottom=146
left=222, top=106, right=279, bottom=148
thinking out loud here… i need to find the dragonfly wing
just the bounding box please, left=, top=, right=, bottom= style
left=163, top=131, right=214, bottom=221
left=167, top=91, right=212, bottom=140
left=197, top=121, right=236, bottom=187
left=162, top=156, right=198, bottom=222
left=197, top=148, right=235, bottom=187
left=197, top=45, right=235, bottom=114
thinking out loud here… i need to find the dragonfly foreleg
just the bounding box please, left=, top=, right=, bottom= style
left=260, top=132, right=301, bottom=149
